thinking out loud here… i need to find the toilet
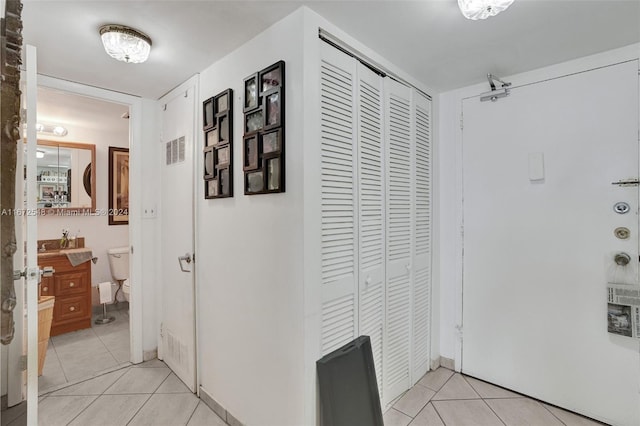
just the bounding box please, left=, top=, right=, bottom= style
left=107, top=246, right=130, bottom=302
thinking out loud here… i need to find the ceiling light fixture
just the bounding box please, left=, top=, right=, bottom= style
left=36, top=123, right=68, bottom=137
left=99, top=24, right=152, bottom=64
left=458, top=0, right=514, bottom=20
left=36, top=150, right=45, bottom=159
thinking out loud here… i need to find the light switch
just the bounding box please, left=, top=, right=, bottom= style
left=528, top=152, right=544, bottom=182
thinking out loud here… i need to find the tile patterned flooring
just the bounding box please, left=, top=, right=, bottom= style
left=2, top=359, right=226, bottom=426
left=39, top=305, right=131, bottom=395
left=4, top=357, right=606, bottom=425
left=385, top=367, right=605, bottom=426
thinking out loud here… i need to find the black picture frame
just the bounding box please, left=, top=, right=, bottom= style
left=244, top=73, right=259, bottom=112
left=203, top=88, right=234, bottom=199
left=243, top=60, right=285, bottom=195
left=203, top=97, right=215, bottom=131
left=243, top=135, right=259, bottom=171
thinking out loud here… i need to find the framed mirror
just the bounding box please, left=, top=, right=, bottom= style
left=36, top=140, right=96, bottom=212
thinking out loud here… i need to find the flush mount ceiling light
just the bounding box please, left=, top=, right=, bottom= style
left=458, top=0, right=515, bottom=20
left=99, top=24, right=152, bottom=63
left=36, top=123, right=68, bottom=137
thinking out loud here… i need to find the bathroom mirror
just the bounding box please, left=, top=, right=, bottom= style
left=36, top=140, right=96, bottom=212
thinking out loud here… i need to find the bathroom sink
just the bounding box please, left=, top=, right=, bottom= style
left=36, top=238, right=86, bottom=257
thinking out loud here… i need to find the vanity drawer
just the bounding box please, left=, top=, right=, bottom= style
left=55, top=295, right=88, bottom=322
left=54, top=271, right=87, bottom=296
left=40, top=276, right=54, bottom=296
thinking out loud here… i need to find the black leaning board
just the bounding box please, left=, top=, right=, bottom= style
left=316, top=335, right=383, bottom=426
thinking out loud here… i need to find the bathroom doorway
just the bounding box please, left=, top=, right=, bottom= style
left=34, top=86, right=132, bottom=394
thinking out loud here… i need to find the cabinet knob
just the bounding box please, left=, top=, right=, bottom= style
left=69, top=306, right=75, bottom=312
left=365, top=276, right=372, bottom=285
left=43, top=287, right=48, bottom=292
left=69, top=282, right=75, bottom=287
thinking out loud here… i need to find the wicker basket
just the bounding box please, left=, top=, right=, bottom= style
left=38, top=296, right=55, bottom=376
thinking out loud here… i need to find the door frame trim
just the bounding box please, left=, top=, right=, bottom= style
left=37, top=74, right=145, bottom=364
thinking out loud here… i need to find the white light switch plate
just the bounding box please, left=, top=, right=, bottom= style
left=528, top=152, right=545, bottom=181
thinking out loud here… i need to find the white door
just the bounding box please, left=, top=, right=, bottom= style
left=4, top=44, right=39, bottom=424
left=319, top=43, right=358, bottom=357
left=462, top=60, right=640, bottom=425
left=383, top=78, right=413, bottom=406
left=357, top=62, right=385, bottom=399
left=159, top=82, right=197, bottom=391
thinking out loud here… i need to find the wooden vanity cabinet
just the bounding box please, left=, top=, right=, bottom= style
left=38, top=254, right=92, bottom=336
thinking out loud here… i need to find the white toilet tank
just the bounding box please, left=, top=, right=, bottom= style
left=107, top=246, right=130, bottom=281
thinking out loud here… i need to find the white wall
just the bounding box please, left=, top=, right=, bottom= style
left=36, top=110, right=129, bottom=299
left=437, top=43, right=640, bottom=365
left=196, top=9, right=306, bottom=426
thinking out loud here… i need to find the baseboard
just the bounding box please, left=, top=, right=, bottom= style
left=142, top=349, right=157, bottom=362
left=440, top=356, right=455, bottom=370
left=200, top=386, right=245, bottom=426
left=430, top=356, right=455, bottom=371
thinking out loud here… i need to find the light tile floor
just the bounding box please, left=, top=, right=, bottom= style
left=385, top=367, right=606, bottom=426
left=2, top=364, right=607, bottom=426
left=3, top=360, right=226, bottom=426
left=39, top=304, right=131, bottom=395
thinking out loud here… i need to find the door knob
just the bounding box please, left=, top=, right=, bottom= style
left=365, top=276, right=372, bottom=285
left=614, top=252, right=631, bottom=266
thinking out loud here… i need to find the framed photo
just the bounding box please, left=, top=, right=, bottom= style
left=216, top=146, right=230, bottom=166
left=205, top=179, right=219, bottom=199
left=203, top=97, right=215, bottom=130
left=40, top=184, right=55, bottom=200
left=243, top=60, right=285, bottom=195
left=245, top=108, right=264, bottom=134
left=203, top=88, right=234, bottom=199
left=262, top=129, right=281, bottom=154
left=260, top=62, right=283, bottom=92
left=206, top=129, right=218, bottom=147
left=243, top=135, right=259, bottom=171
left=246, top=171, right=264, bottom=194
left=108, top=146, right=129, bottom=225
left=244, top=73, right=259, bottom=111
left=218, top=114, right=229, bottom=143
left=267, top=157, right=281, bottom=191
left=204, top=146, right=216, bottom=179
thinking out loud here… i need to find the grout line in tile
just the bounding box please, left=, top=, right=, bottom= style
left=481, top=399, right=508, bottom=426
left=183, top=400, right=202, bottom=426
left=124, top=394, right=154, bottom=426
left=429, top=401, right=448, bottom=426
left=540, top=403, right=569, bottom=426
left=48, top=338, right=69, bottom=384
left=62, top=394, right=100, bottom=426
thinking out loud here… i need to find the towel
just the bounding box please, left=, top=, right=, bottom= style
left=62, top=248, right=93, bottom=267
left=98, top=281, right=112, bottom=304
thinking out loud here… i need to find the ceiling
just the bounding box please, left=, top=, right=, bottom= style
left=37, top=86, right=129, bottom=135
left=22, top=1, right=640, bottom=99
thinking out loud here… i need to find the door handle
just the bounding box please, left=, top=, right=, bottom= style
left=178, top=253, right=192, bottom=272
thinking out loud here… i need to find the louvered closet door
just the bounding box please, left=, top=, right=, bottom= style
left=383, top=79, right=414, bottom=405
left=357, top=62, right=385, bottom=398
left=319, top=43, right=359, bottom=356
left=411, top=93, right=432, bottom=382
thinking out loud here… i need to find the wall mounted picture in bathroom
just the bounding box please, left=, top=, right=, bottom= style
left=203, top=88, right=234, bottom=199
left=108, top=146, right=129, bottom=225
left=243, top=60, right=285, bottom=195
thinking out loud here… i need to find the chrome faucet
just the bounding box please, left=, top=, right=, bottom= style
left=39, top=243, right=47, bottom=252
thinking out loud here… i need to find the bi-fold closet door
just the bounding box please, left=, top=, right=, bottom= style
left=318, top=41, right=431, bottom=408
